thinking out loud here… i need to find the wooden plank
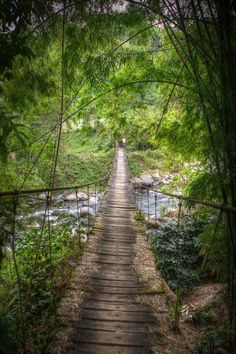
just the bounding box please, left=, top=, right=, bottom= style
left=95, top=258, right=133, bottom=266
left=96, top=250, right=134, bottom=256
left=86, top=293, right=135, bottom=303
left=76, top=343, right=151, bottom=353
left=76, top=329, right=149, bottom=346
left=95, top=250, right=134, bottom=257
left=97, top=232, right=134, bottom=236
left=91, top=274, right=139, bottom=282
left=96, top=244, right=133, bottom=250
left=98, top=238, right=136, bottom=244
left=97, top=237, right=136, bottom=242
left=89, top=279, right=141, bottom=288
left=81, top=301, right=150, bottom=313
left=92, top=270, right=138, bottom=276
left=69, top=319, right=151, bottom=333
left=80, top=309, right=156, bottom=323
left=90, top=285, right=143, bottom=294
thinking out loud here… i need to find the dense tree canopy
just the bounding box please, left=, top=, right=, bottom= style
left=0, top=0, right=235, bottom=242
left=0, top=0, right=235, bottom=251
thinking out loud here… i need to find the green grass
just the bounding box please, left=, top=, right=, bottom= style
left=61, top=128, right=113, bottom=154
left=57, top=129, right=114, bottom=186
left=127, top=147, right=184, bottom=177
left=57, top=150, right=113, bottom=186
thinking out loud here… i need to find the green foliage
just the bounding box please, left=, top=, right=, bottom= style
left=0, top=106, right=27, bottom=162
left=57, top=128, right=113, bottom=185
left=0, top=219, right=83, bottom=353
left=194, top=326, right=229, bottom=354
left=168, top=288, right=183, bottom=329
left=151, top=206, right=230, bottom=295
left=192, top=308, right=215, bottom=327
left=134, top=210, right=146, bottom=223
left=150, top=216, right=204, bottom=293
left=57, top=148, right=114, bottom=187
left=128, top=149, right=164, bottom=177
left=160, top=205, right=168, bottom=217
left=195, top=215, right=229, bottom=280
left=0, top=313, right=17, bottom=354
left=184, top=171, right=224, bottom=204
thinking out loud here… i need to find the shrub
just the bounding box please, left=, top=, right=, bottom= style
left=150, top=216, right=204, bottom=293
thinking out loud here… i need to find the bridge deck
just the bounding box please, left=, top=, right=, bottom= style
left=74, top=147, right=155, bottom=353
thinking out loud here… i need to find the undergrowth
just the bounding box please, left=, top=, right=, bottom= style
left=127, top=149, right=164, bottom=177
left=150, top=216, right=204, bottom=294
left=57, top=130, right=114, bottom=186
left=127, top=148, right=183, bottom=177
left=0, top=218, right=87, bottom=353
left=195, top=326, right=229, bottom=354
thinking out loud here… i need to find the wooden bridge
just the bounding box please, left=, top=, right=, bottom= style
left=51, top=147, right=157, bottom=353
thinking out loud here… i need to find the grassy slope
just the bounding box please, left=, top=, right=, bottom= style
left=127, top=148, right=183, bottom=177
left=57, top=129, right=114, bottom=186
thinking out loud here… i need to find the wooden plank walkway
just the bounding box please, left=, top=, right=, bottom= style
left=74, top=147, right=156, bottom=353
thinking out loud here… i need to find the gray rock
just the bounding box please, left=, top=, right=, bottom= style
left=64, top=191, right=88, bottom=201
left=152, top=171, right=161, bottom=182
left=38, top=192, right=47, bottom=201
left=80, top=207, right=95, bottom=217
left=140, top=174, right=154, bottom=187
left=83, top=196, right=99, bottom=207
left=64, top=192, right=77, bottom=201
left=53, top=195, right=64, bottom=202
left=132, top=177, right=143, bottom=189
left=77, top=192, right=88, bottom=201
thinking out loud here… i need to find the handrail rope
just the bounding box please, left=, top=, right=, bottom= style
left=138, top=183, right=236, bottom=214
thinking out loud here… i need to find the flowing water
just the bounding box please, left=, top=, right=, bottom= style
left=134, top=189, right=177, bottom=219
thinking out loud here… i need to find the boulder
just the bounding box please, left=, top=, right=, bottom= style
left=77, top=192, right=88, bottom=201
left=140, top=174, right=154, bottom=187
left=64, top=192, right=88, bottom=201
left=147, top=218, right=162, bottom=229
left=38, top=192, right=47, bottom=201
left=79, top=207, right=95, bottom=217
left=64, top=192, right=77, bottom=201
left=152, top=171, right=161, bottom=182
left=53, top=195, right=64, bottom=203
left=132, top=177, right=143, bottom=189
left=83, top=196, right=99, bottom=207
